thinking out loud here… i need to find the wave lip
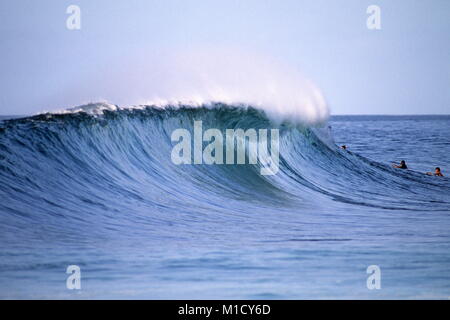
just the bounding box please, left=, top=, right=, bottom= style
left=39, top=95, right=328, bottom=126
left=41, top=102, right=119, bottom=116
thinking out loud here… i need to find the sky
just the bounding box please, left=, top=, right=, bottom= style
left=0, top=0, right=449, bottom=115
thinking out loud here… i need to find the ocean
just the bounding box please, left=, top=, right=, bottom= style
left=0, top=105, right=449, bottom=299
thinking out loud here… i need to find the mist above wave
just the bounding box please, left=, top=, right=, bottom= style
left=42, top=48, right=329, bottom=125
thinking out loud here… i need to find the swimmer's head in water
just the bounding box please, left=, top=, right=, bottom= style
left=398, top=160, right=408, bottom=169
left=436, top=167, right=441, bottom=173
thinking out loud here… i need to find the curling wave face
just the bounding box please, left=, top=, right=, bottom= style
left=1, top=103, right=450, bottom=240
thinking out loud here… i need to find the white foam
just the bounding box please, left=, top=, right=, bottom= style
left=40, top=102, right=118, bottom=116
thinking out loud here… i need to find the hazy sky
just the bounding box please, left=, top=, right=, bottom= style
left=0, top=0, right=449, bottom=115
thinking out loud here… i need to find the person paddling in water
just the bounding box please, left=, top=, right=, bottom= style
left=426, top=167, right=444, bottom=177
left=392, top=160, right=408, bottom=169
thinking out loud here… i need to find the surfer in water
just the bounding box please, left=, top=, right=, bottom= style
left=426, top=167, right=444, bottom=177
left=392, top=160, right=408, bottom=169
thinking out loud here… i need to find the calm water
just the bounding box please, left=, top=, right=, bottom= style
left=1, top=108, right=449, bottom=299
